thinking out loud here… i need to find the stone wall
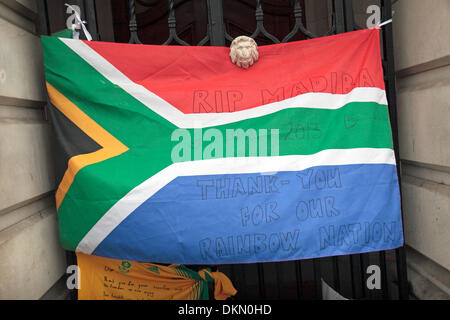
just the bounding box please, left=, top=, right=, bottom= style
left=0, top=0, right=66, bottom=299
left=392, top=0, right=450, bottom=272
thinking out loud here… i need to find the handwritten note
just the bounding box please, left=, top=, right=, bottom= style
left=76, top=252, right=236, bottom=300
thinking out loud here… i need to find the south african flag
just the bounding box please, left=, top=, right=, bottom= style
left=42, top=28, right=403, bottom=264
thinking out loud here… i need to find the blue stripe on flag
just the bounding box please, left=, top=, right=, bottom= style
left=93, top=163, right=403, bottom=263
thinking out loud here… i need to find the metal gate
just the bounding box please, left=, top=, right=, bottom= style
left=37, top=0, right=409, bottom=300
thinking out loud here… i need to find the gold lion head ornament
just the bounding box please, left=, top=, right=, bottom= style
left=230, top=36, right=259, bottom=69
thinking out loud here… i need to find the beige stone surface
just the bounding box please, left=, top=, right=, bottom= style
left=0, top=105, right=55, bottom=213
left=0, top=15, right=45, bottom=102
left=392, top=0, right=450, bottom=282
left=396, top=64, right=450, bottom=168
left=393, top=0, right=450, bottom=70
left=0, top=195, right=54, bottom=232
left=0, top=208, right=66, bottom=300
left=406, top=246, right=450, bottom=298
left=402, top=176, right=450, bottom=271
left=0, top=6, right=63, bottom=300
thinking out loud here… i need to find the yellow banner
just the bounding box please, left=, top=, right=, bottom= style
left=76, top=253, right=237, bottom=300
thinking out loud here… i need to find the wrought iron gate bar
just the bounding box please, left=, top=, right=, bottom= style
left=362, top=254, right=369, bottom=297
left=343, top=0, right=362, bottom=31
left=197, top=34, right=210, bottom=46
left=85, top=0, right=99, bottom=40
left=128, top=0, right=142, bottom=43
left=275, top=263, right=282, bottom=298
left=348, top=255, right=356, bottom=298
left=257, top=263, right=266, bottom=299
left=332, top=256, right=341, bottom=292
left=379, top=251, right=389, bottom=299
left=239, top=264, right=247, bottom=298
left=163, top=0, right=190, bottom=45
left=313, top=259, right=323, bottom=299
left=36, top=0, right=49, bottom=36
left=250, top=0, right=280, bottom=43
left=295, top=260, right=303, bottom=299
left=205, top=0, right=223, bottom=46
left=282, top=0, right=335, bottom=42
left=127, top=0, right=338, bottom=46
left=333, top=0, right=345, bottom=34
left=229, top=265, right=237, bottom=289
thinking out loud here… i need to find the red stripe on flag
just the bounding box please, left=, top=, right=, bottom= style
left=85, top=29, right=385, bottom=114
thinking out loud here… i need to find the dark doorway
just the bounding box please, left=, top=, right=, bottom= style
left=110, top=0, right=308, bottom=46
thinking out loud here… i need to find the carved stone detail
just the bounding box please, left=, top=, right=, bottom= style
left=229, top=36, right=259, bottom=69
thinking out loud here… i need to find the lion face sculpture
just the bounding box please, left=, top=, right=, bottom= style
left=230, top=36, right=259, bottom=69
